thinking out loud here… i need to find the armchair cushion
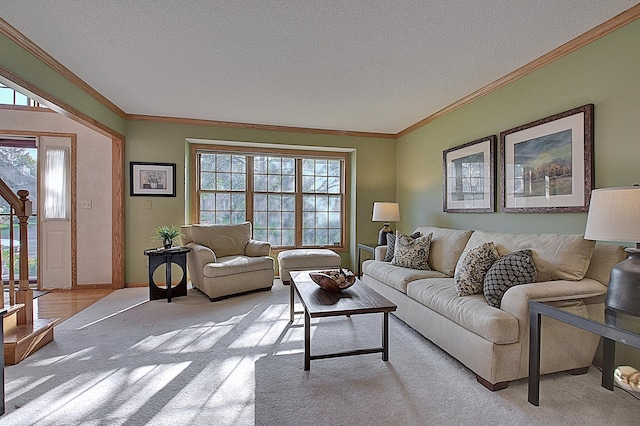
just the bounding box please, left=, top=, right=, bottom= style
left=203, top=255, right=274, bottom=278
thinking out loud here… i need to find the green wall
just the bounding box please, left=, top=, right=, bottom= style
left=124, top=120, right=395, bottom=283
left=396, top=19, right=640, bottom=235
left=396, top=19, right=640, bottom=366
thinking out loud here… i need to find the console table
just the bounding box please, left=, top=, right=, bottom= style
left=144, top=247, right=191, bottom=302
left=528, top=301, right=640, bottom=406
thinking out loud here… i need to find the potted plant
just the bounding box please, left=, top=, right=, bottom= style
left=153, top=225, right=184, bottom=249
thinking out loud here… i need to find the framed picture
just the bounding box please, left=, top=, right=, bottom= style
left=130, top=162, right=176, bottom=197
left=443, top=135, right=496, bottom=213
left=500, top=104, right=593, bottom=212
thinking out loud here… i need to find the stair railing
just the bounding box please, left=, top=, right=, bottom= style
left=0, top=178, right=33, bottom=324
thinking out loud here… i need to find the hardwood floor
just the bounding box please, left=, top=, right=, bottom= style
left=33, top=289, right=114, bottom=322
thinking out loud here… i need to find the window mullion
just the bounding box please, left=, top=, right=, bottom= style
left=247, top=156, right=254, bottom=235
left=295, top=158, right=303, bottom=247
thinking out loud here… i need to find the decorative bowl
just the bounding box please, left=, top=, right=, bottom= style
left=309, top=269, right=356, bottom=292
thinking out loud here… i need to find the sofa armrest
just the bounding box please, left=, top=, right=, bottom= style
left=374, top=245, right=387, bottom=261
left=500, top=278, right=607, bottom=321
left=245, top=239, right=271, bottom=257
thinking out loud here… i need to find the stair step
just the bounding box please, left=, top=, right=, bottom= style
left=4, top=317, right=60, bottom=365
left=2, top=303, right=25, bottom=334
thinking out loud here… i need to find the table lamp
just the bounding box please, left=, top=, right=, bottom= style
left=584, top=186, right=640, bottom=316
left=372, top=202, right=400, bottom=246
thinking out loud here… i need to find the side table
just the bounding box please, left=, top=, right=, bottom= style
left=528, top=301, right=640, bottom=406
left=357, top=242, right=378, bottom=277
left=144, top=247, right=191, bottom=303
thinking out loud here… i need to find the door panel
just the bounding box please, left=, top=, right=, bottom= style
left=39, top=136, right=72, bottom=289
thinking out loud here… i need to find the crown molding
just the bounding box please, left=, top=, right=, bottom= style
left=0, top=64, right=124, bottom=140
left=397, top=4, right=640, bottom=138
left=125, top=114, right=396, bottom=139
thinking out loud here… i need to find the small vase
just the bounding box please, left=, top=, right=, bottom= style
left=163, top=238, right=172, bottom=249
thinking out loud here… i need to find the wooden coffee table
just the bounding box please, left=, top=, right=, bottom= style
left=289, top=270, right=397, bottom=370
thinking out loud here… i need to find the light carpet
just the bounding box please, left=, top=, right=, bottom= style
left=3, top=281, right=640, bottom=425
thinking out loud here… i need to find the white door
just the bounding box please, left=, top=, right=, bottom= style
left=38, top=136, right=72, bottom=289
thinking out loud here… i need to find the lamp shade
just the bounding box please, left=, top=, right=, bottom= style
left=584, top=186, right=640, bottom=243
left=585, top=186, right=640, bottom=316
left=372, top=202, right=400, bottom=222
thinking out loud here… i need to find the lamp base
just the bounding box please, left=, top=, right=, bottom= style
left=378, top=223, right=393, bottom=246
left=605, top=248, right=640, bottom=317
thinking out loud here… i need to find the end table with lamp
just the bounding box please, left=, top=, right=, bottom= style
left=529, top=186, right=640, bottom=405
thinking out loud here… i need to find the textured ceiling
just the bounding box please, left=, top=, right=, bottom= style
left=1, top=1, right=638, bottom=134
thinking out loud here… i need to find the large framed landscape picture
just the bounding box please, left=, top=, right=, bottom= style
left=500, top=104, right=593, bottom=212
left=443, top=135, right=496, bottom=213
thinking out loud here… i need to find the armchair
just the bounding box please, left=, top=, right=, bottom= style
left=181, top=222, right=274, bottom=301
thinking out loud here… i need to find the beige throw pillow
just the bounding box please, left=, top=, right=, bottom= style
left=391, top=231, right=433, bottom=270
left=454, top=242, right=499, bottom=296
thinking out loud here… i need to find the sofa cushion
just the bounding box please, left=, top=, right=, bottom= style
left=203, top=255, right=274, bottom=278
left=413, top=227, right=473, bottom=276
left=455, top=242, right=499, bottom=296
left=406, top=278, right=519, bottom=344
left=182, top=222, right=251, bottom=258
left=385, top=231, right=421, bottom=262
left=464, top=230, right=595, bottom=282
left=362, top=260, right=448, bottom=293
left=484, top=250, right=537, bottom=308
left=392, top=231, right=433, bottom=270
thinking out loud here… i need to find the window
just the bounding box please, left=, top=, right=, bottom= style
left=0, top=137, right=38, bottom=282
left=193, top=145, right=347, bottom=249
left=42, top=146, right=70, bottom=220
left=0, top=83, right=47, bottom=108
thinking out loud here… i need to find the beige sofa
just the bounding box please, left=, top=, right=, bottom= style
left=182, top=222, right=274, bottom=301
left=362, top=226, right=626, bottom=390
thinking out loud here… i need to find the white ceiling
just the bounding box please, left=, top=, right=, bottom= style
left=2, top=1, right=638, bottom=135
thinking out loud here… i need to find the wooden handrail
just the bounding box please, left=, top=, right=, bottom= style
left=0, top=179, right=25, bottom=216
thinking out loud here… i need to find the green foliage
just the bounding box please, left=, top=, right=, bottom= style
left=153, top=225, right=184, bottom=243
left=1, top=248, right=37, bottom=278
left=0, top=146, right=37, bottom=175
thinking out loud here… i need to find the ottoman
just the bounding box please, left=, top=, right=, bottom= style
left=277, top=249, right=342, bottom=284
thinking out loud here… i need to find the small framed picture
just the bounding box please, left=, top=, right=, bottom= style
left=130, top=162, right=176, bottom=197
left=443, top=135, right=496, bottom=213
left=500, top=104, right=593, bottom=212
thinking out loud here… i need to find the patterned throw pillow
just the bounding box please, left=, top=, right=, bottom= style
left=483, top=249, right=537, bottom=308
left=391, top=231, right=433, bottom=270
left=454, top=242, right=499, bottom=296
left=384, top=231, right=421, bottom=262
